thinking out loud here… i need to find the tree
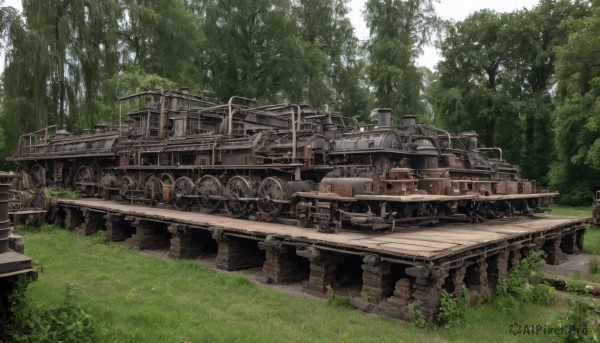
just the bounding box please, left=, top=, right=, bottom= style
left=550, top=1, right=599, bottom=204
left=365, top=0, right=439, bottom=123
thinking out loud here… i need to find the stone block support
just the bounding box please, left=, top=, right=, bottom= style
left=214, top=230, right=264, bottom=271
left=487, top=250, right=509, bottom=291
left=64, top=207, right=84, bottom=231
left=508, top=246, right=522, bottom=272
left=443, top=265, right=466, bottom=297
left=297, top=247, right=342, bottom=296
left=258, top=237, right=309, bottom=284
left=82, top=210, right=105, bottom=236
left=464, top=257, right=488, bottom=293
left=380, top=277, right=413, bottom=320
left=575, top=229, right=585, bottom=252
left=409, top=266, right=449, bottom=322
left=104, top=214, right=132, bottom=242
left=560, top=232, right=580, bottom=254
left=168, top=225, right=209, bottom=259
left=129, top=218, right=170, bottom=250
left=361, top=255, right=393, bottom=300
left=543, top=235, right=567, bottom=265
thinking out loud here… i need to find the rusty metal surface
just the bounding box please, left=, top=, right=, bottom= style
left=7, top=88, right=558, bottom=232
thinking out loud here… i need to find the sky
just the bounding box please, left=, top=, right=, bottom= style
left=348, top=0, right=539, bottom=69
left=2, top=0, right=539, bottom=71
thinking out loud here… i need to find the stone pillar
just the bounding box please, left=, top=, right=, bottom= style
left=64, top=207, right=84, bottom=231
left=104, top=214, right=132, bottom=242
left=408, top=265, right=449, bottom=322
left=380, top=277, right=413, bottom=320
left=258, top=237, right=309, bottom=284
left=129, top=217, right=170, bottom=250
left=543, top=235, right=567, bottom=265
left=560, top=232, right=579, bottom=254
left=297, top=247, right=341, bottom=296
left=444, top=265, right=466, bottom=297
left=575, top=228, right=585, bottom=252
left=168, top=225, right=206, bottom=259
left=487, top=250, right=509, bottom=291
left=508, top=245, right=522, bottom=271
left=82, top=210, right=105, bottom=236
left=464, top=257, right=488, bottom=293
left=361, top=255, right=393, bottom=300
left=214, top=230, right=264, bottom=271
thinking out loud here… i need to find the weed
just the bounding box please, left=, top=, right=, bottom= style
left=531, top=284, right=559, bottom=305
left=407, top=300, right=427, bottom=328
left=496, top=250, right=547, bottom=304
left=566, top=280, right=589, bottom=296
left=8, top=280, right=97, bottom=343
left=589, top=256, right=600, bottom=275
left=557, top=297, right=599, bottom=343
left=359, top=290, right=377, bottom=303
left=326, top=285, right=353, bottom=309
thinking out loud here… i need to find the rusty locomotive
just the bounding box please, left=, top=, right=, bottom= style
left=8, top=88, right=556, bottom=232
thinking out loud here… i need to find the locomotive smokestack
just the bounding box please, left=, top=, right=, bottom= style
left=402, top=115, right=417, bottom=134
left=376, top=108, right=392, bottom=128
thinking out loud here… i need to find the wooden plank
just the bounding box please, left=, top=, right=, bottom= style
left=58, top=198, right=587, bottom=261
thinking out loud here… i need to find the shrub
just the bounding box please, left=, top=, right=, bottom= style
left=557, top=298, right=599, bottom=343
left=8, top=281, right=98, bottom=343
left=589, top=256, right=600, bottom=274
left=437, top=288, right=469, bottom=328
left=566, top=280, right=589, bottom=296
left=407, top=300, right=427, bottom=328
left=531, top=284, right=559, bottom=305
left=496, top=250, right=547, bottom=303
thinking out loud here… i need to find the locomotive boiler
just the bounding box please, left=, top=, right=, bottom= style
left=8, top=88, right=556, bottom=233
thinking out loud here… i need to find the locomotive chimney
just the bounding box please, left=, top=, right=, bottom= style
left=376, top=108, right=392, bottom=128
left=402, top=115, right=417, bottom=134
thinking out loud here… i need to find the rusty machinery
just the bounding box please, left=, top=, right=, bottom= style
left=8, top=89, right=557, bottom=233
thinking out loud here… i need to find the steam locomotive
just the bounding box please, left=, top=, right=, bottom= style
left=8, top=88, right=556, bottom=232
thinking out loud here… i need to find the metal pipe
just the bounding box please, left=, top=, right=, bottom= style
left=478, top=147, right=503, bottom=160
left=228, top=96, right=255, bottom=135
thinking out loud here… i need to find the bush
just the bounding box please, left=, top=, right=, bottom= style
left=407, top=300, right=427, bottom=328
left=495, top=250, right=560, bottom=309
left=8, top=281, right=98, bottom=343
left=566, top=280, right=589, bottom=296
left=437, top=286, right=469, bottom=328
left=589, top=256, right=600, bottom=274
left=557, top=298, right=599, bottom=343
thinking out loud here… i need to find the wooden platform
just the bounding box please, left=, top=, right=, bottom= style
left=58, top=198, right=586, bottom=263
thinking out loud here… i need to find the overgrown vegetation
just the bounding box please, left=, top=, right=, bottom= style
left=567, top=280, right=589, bottom=296
left=6, top=278, right=98, bottom=343
left=495, top=251, right=559, bottom=309
left=437, top=285, right=469, bottom=328
left=43, top=187, right=80, bottom=200
left=557, top=298, right=600, bottom=343
left=407, top=300, right=426, bottom=328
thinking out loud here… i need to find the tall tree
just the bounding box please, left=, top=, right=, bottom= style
left=550, top=0, right=598, bottom=204
left=365, top=0, right=439, bottom=123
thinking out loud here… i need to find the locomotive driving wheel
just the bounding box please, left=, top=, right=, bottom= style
left=173, top=176, right=195, bottom=211
left=75, top=166, right=96, bottom=196
left=143, top=174, right=161, bottom=204
left=196, top=175, right=223, bottom=213
left=224, top=176, right=256, bottom=218
left=98, top=175, right=117, bottom=200
left=257, top=177, right=289, bottom=222
left=292, top=197, right=314, bottom=228
left=118, top=175, right=137, bottom=200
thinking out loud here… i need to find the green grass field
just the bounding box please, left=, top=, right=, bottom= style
left=548, top=204, right=592, bottom=217
left=13, top=225, right=576, bottom=343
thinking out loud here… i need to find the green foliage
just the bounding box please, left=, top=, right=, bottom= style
left=557, top=297, right=600, bottom=343
left=567, top=280, right=589, bottom=296
left=8, top=280, right=98, bottom=343
left=44, top=187, right=80, bottom=200
left=550, top=3, right=600, bottom=205
left=437, top=286, right=469, bottom=328
left=407, top=300, right=427, bottom=328
left=590, top=256, right=600, bottom=274
left=496, top=250, right=558, bottom=307
left=326, top=285, right=353, bottom=309
left=365, top=0, right=439, bottom=121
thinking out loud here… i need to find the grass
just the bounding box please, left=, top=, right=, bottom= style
left=16, top=225, right=572, bottom=343
left=548, top=204, right=592, bottom=217
left=584, top=226, right=600, bottom=255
